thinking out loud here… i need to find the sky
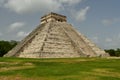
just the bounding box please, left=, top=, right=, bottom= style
left=0, top=0, right=120, bottom=49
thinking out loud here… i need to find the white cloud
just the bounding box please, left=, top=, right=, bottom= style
left=105, top=38, right=113, bottom=42
left=75, top=6, right=90, bottom=22
left=91, top=36, right=99, bottom=43
left=0, top=32, right=3, bottom=36
left=8, top=22, right=25, bottom=32
left=90, top=36, right=117, bottom=49
left=103, top=34, right=120, bottom=49
left=0, top=0, right=5, bottom=7
left=118, top=33, right=120, bottom=39
left=102, top=19, right=113, bottom=26
left=4, top=0, right=61, bottom=14
left=58, top=0, right=82, bottom=5
left=17, top=31, right=28, bottom=38
left=102, top=18, right=120, bottom=26
left=4, top=0, right=83, bottom=14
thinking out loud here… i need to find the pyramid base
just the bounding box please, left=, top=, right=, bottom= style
left=19, top=52, right=84, bottom=58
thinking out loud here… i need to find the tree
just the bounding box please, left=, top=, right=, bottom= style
left=115, top=48, right=120, bottom=57
left=0, top=40, right=18, bottom=57
left=105, top=48, right=120, bottom=57
left=105, top=49, right=115, bottom=56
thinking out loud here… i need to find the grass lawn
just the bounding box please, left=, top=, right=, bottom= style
left=0, top=57, right=120, bottom=80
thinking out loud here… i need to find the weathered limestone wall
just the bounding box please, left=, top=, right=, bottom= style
left=4, top=23, right=45, bottom=57
left=19, top=23, right=51, bottom=57
left=41, top=12, right=67, bottom=24
left=59, top=22, right=108, bottom=57
left=20, top=52, right=80, bottom=58
left=19, top=22, right=80, bottom=58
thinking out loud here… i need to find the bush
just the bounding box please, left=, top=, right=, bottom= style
left=0, top=40, right=18, bottom=57
left=105, top=48, right=120, bottom=57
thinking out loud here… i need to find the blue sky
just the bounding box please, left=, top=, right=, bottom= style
left=0, top=0, right=120, bottom=49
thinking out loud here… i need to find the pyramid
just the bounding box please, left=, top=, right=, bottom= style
left=4, top=12, right=109, bottom=58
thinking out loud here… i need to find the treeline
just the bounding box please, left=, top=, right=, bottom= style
left=0, top=40, right=120, bottom=57
left=0, top=40, right=18, bottom=57
left=105, top=49, right=120, bottom=57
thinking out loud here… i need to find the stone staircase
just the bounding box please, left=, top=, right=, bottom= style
left=19, top=23, right=51, bottom=57
left=19, top=22, right=79, bottom=58
left=60, top=22, right=98, bottom=57
left=39, top=22, right=78, bottom=58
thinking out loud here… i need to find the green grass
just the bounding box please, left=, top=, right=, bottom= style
left=0, top=57, right=120, bottom=80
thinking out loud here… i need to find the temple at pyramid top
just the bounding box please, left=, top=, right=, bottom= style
left=41, top=12, right=67, bottom=24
